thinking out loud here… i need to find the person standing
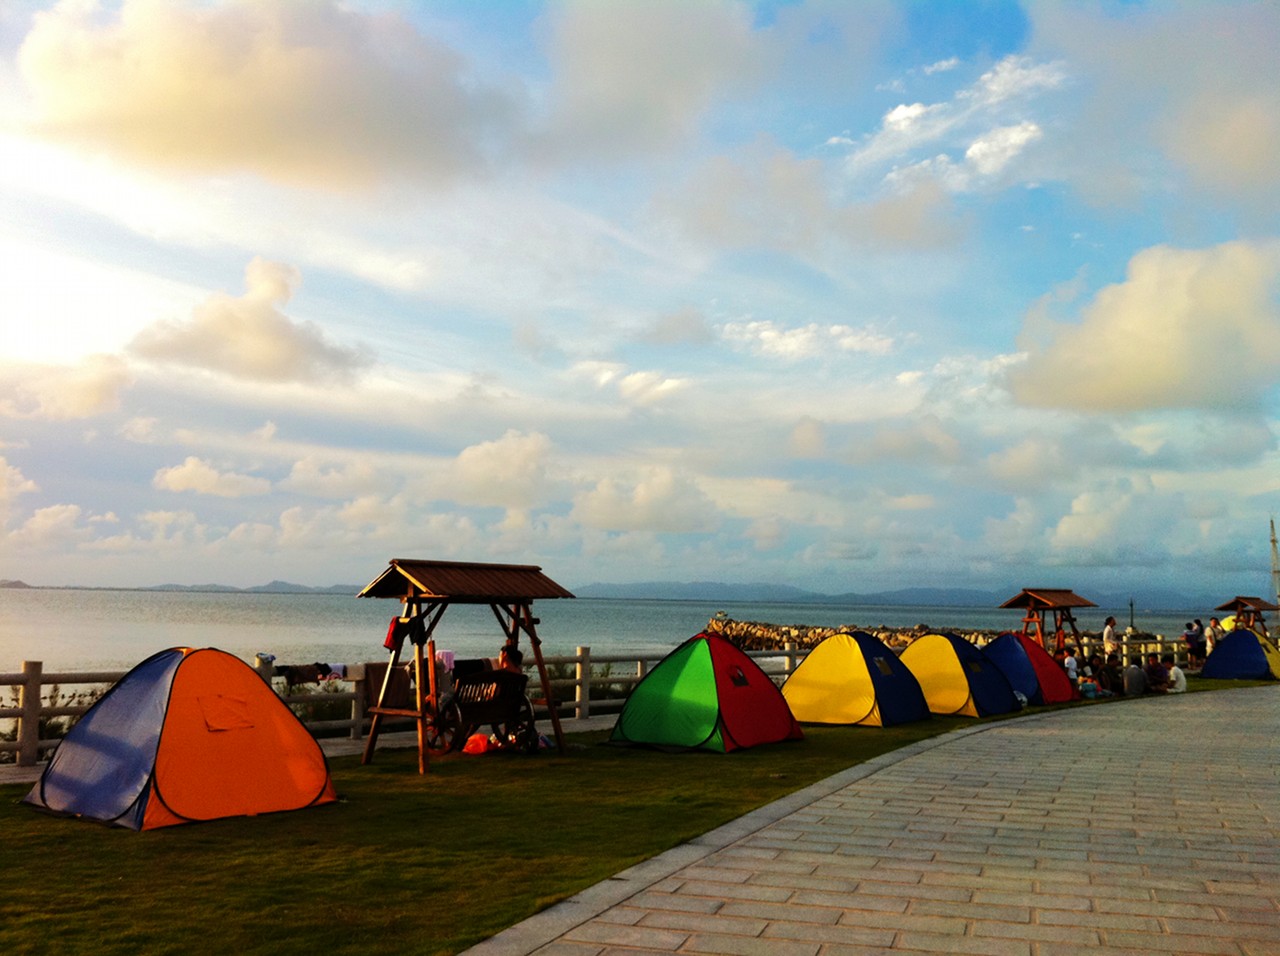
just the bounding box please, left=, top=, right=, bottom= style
left=1101, top=616, right=1120, bottom=656
left=1207, top=617, right=1226, bottom=652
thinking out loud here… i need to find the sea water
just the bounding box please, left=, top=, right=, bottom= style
left=0, top=588, right=1207, bottom=672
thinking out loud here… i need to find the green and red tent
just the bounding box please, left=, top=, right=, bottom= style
left=610, top=632, right=803, bottom=752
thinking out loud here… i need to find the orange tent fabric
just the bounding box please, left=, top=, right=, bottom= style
left=26, top=647, right=336, bottom=830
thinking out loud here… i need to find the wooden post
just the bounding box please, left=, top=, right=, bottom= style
left=575, top=646, right=590, bottom=719
left=19, top=660, right=41, bottom=767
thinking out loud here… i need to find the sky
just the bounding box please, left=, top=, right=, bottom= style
left=2, top=0, right=1279, bottom=599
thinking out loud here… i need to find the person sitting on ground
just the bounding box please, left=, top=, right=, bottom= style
left=1144, top=651, right=1170, bottom=694
left=1101, top=653, right=1124, bottom=696
left=1089, top=654, right=1116, bottom=697
left=1123, top=655, right=1147, bottom=696
left=1163, top=653, right=1187, bottom=693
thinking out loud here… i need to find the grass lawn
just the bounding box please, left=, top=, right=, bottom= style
left=0, top=678, right=1265, bottom=955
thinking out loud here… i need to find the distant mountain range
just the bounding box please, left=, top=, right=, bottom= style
left=1, top=577, right=1227, bottom=609
left=571, top=580, right=1222, bottom=611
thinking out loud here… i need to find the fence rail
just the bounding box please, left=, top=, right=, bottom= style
left=2, top=635, right=1186, bottom=767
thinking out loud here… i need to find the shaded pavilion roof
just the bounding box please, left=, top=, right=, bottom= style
left=1214, top=595, right=1279, bottom=613
left=358, top=559, right=574, bottom=603
left=999, top=588, right=1098, bottom=610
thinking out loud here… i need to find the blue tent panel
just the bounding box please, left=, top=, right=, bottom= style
left=849, top=631, right=930, bottom=725
left=28, top=648, right=185, bottom=828
left=983, top=632, right=1043, bottom=706
left=945, top=633, right=1020, bottom=717
left=1201, top=630, right=1272, bottom=680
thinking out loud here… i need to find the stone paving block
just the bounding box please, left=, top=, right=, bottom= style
left=626, top=892, right=724, bottom=915
left=788, top=888, right=909, bottom=913
left=530, top=942, right=604, bottom=956
left=674, top=866, right=753, bottom=885
left=562, top=923, right=690, bottom=951
left=859, top=878, right=973, bottom=903
left=1101, top=928, right=1248, bottom=953
left=971, top=889, right=1092, bottom=910
left=717, top=899, right=843, bottom=925
left=638, top=910, right=767, bottom=938
left=910, top=898, right=1031, bottom=923
left=674, top=880, right=794, bottom=903
left=746, top=871, right=857, bottom=893
left=760, top=919, right=897, bottom=947
left=1162, top=917, right=1280, bottom=941
left=678, top=932, right=819, bottom=956
left=833, top=909, right=969, bottom=935
left=593, top=908, right=646, bottom=926
left=889, top=930, right=1032, bottom=954
left=970, top=919, right=1101, bottom=945
left=1036, top=908, right=1162, bottom=932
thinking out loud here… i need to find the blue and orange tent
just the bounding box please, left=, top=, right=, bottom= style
left=25, top=647, right=336, bottom=829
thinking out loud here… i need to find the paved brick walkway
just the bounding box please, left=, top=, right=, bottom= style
left=469, top=687, right=1280, bottom=955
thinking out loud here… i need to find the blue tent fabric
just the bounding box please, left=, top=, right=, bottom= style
left=849, top=631, right=931, bottom=726
left=1201, top=629, right=1274, bottom=680
left=28, top=648, right=184, bottom=829
left=983, top=632, right=1043, bottom=706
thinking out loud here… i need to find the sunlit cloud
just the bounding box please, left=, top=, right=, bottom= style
left=153, top=457, right=271, bottom=498
left=129, top=258, right=373, bottom=383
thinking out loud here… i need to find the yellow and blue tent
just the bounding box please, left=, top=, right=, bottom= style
left=900, top=632, right=1021, bottom=717
left=781, top=632, right=929, bottom=727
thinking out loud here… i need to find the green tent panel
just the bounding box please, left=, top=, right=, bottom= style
left=610, top=632, right=802, bottom=752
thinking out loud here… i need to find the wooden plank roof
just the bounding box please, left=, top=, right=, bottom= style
left=1214, top=595, right=1279, bottom=613
left=999, top=588, right=1097, bottom=610
left=358, top=559, right=574, bottom=602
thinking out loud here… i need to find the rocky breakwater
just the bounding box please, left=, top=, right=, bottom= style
left=704, top=613, right=1001, bottom=651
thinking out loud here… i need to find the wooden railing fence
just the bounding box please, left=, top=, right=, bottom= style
left=2, top=635, right=1189, bottom=767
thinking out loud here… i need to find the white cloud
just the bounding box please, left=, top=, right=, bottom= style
left=129, top=258, right=372, bottom=383
left=965, top=122, right=1042, bottom=177
left=6, top=503, right=92, bottom=549
left=572, top=466, right=719, bottom=533
left=1, top=458, right=39, bottom=524
left=280, top=456, right=384, bottom=500
left=0, top=355, right=133, bottom=420
left=843, top=54, right=1065, bottom=188
left=721, top=320, right=893, bottom=360
left=17, top=0, right=516, bottom=189
left=1008, top=241, right=1280, bottom=412
left=153, top=457, right=271, bottom=498
left=445, top=431, right=553, bottom=510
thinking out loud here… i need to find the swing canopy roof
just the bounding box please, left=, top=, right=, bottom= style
left=1214, top=595, right=1279, bottom=613
left=999, top=588, right=1097, bottom=611
left=358, top=559, right=574, bottom=603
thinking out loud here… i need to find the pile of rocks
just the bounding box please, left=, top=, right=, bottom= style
left=704, top=614, right=1002, bottom=651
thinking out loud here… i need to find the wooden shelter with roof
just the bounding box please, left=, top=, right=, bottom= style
left=358, top=558, right=574, bottom=773
left=1000, top=588, right=1097, bottom=651
left=1215, top=595, right=1279, bottom=636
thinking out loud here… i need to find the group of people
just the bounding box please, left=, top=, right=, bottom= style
left=1054, top=645, right=1187, bottom=698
